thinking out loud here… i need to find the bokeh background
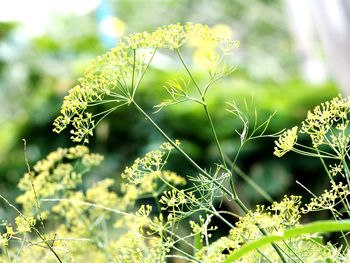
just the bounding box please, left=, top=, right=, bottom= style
left=1, top=0, right=349, bottom=220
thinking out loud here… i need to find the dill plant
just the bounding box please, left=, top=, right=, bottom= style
left=1, top=23, right=350, bottom=263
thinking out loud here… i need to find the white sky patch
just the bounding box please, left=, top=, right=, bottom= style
left=0, top=0, right=101, bottom=36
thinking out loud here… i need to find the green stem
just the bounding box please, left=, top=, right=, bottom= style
left=132, top=100, right=234, bottom=199
left=176, top=48, right=202, bottom=97
left=131, top=49, right=136, bottom=92
left=152, top=192, right=166, bottom=242
left=4, top=247, right=11, bottom=263
left=233, top=165, right=274, bottom=203
left=342, top=160, right=350, bottom=190
left=176, top=48, right=228, bottom=179
left=315, top=150, right=350, bottom=247
left=202, top=100, right=227, bottom=168
left=0, top=194, right=62, bottom=263
left=132, top=48, right=157, bottom=99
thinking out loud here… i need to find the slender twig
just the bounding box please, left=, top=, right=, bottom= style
left=0, top=194, right=63, bottom=263
left=176, top=49, right=202, bottom=97
left=132, top=48, right=157, bottom=99
left=131, top=49, right=136, bottom=92
left=41, top=199, right=132, bottom=217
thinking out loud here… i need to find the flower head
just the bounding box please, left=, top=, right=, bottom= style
left=301, top=95, right=350, bottom=147
left=274, top=126, right=298, bottom=157
left=16, top=145, right=103, bottom=215
left=53, top=23, right=239, bottom=143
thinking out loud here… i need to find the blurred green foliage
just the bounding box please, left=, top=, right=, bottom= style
left=114, top=0, right=295, bottom=79
left=0, top=15, right=104, bottom=205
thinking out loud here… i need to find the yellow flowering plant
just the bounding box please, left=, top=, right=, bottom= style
left=1, top=23, right=350, bottom=263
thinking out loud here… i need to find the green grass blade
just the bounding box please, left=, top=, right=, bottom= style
left=223, top=219, right=350, bottom=262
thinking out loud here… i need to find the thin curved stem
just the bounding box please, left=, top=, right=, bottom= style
left=202, top=100, right=227, bottom=168
left=176, top=48, right=202, bottom=97
left=176, top=48, right=227, bottom=172
left=0, top=194, right=63, bottom=263
left=132, top=48, right=157, bottom=99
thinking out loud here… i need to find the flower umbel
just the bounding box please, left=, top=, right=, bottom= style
left=53, top=23, right=239, bottom=143
left=274, top=126, right=298, bottom=157
left=301, top=95, right=350, bottom=147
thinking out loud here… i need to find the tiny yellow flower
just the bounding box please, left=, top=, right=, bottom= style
left=15, top=216, right=36, bottom=233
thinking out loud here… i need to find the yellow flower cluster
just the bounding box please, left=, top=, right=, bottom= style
left=109, top=229, right=166, bottom=263
left=4, top=142, right=191, bottom=261
left=302, top=181, right=350, bottom=214
left=196, top=208, right=279, bottom=261
left=14, top=216, right=36, bottom=233
left=301, top=95, right=350, bottom=147
left=52, top=178, right=118, bottom=236
left=189, top=215, right=217, bottom=241
left=121, top=148, right=166, bottom=184
left=160, top=189, right=186, bottom=209
left=159, top=188, right=198, bottom=224
left=16, top=145, right=104, bottom=216
left=195, top=196, right=325, bottom=262
left=329, top=163, right=344, bottom=177
left=110, top=205, right=171, bottom=263
left=0, top=216, right=36, bottom=247
left=274, top=126, right=298, bottom=157
left=119, top=170, right=186, bottom=208
left=53, top=23, right=239, bottom=143
left=268, top=195, right=302, bottom=227
left=2, top=145, right=117, bottom=260
left=119, top=142, right=186, bottom=208
left=275, top=95, right=350, bottom=158
left=0, top=234, right=8, bottom=247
